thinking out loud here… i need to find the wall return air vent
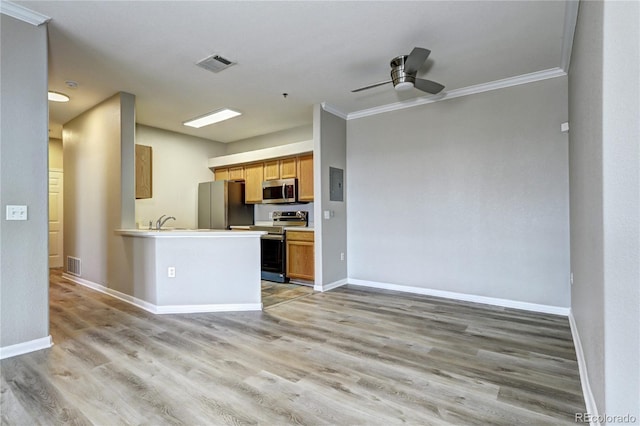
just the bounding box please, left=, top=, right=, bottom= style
left=196, top=54, right=236, bottom=73
left=67, top=256, right=81, bottom=276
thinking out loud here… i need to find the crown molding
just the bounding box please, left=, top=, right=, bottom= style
left=560, top=0, right=580, bottom=72
left=0, top=1, right=50, bottom=26
left=347, top=67, right=567, bottom=120
left=320, top=102, right=348, bottom=120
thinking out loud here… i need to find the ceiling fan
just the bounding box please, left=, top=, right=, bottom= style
left=352, top=47, right=444, bottom=95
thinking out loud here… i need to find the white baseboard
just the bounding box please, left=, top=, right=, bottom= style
left=63, top=273, right=158, bottom=313
left=569, top=310, right=600, bottom=426
left=0, top=335, right=53, bottom=360
left=347, top=278, right=571, bottom=316
left=62, top=273, right=262, bottom=314
left=314, top=278, right=348, bottom=292
left=155, top=303, right=263, bottom=314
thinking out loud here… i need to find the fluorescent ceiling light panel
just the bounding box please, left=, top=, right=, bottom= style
left=48, top=91, right=70, bottom=102
left=183, top=108, right=241, bottom=128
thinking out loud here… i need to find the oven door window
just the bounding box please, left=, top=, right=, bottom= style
left=261, top=238, right=285, bottom=273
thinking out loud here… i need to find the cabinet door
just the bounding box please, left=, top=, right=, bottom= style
left=135, top=144, right=152, bottom=199
left=263, top=160, right=280, bottom=181
left=280, top=157, right=297, bottom=179
left=228, top=166, right=244, bottom=180
left=214, top=168, right=229, bottom=181
left=244, top=163, right=264, bottom=203
left=286, top=240, right=314, bottom=281
left=297, top=154, right=314, bottom=201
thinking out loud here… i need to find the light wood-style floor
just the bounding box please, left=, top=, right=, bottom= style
left=261, top=280, right=314, bottom=308
left=1, top=271, right=585, bottom=425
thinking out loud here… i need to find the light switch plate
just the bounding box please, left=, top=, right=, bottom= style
left=6, top=205, right=27, bottom=221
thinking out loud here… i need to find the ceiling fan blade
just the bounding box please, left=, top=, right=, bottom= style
left=414, top=78, right=445, bottom=94
left=404, top=47, right=431, bottom=74
left=351, top=80, right=393, bottom=93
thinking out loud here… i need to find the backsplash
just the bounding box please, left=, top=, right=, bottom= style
left=254, top=202, right=314, bottom=225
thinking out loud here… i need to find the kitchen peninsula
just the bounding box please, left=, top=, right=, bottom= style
left=116, top=229, right=265, bottom=314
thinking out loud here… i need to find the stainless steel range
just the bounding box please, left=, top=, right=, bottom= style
left=251, top=211, right=308, bottom=283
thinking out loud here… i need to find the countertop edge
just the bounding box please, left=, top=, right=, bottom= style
left=115, top=229, right=267, bottom=238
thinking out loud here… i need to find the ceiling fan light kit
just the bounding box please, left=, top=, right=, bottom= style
left=353, top=47, right=445, bottom=95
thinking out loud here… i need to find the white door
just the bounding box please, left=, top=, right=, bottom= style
left=49, top=170, right=63, bottom=268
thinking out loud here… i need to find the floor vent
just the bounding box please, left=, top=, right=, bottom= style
left=196, top=54, right=236, bottom=73
left=67, top=256, right=81, bottom=276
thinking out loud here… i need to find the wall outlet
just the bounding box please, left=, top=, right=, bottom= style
left=340, top=252, right=345, bottom=261
left=168, top=267, right=176, bottom=278
left=6, top=205, right=27, bottom=221
left=570, top=272, right=574, bottom=286
left=268, top=211, right=274, bottom=219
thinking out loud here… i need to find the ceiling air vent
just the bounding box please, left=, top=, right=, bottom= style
left=196, top=54, right=236, bottom=73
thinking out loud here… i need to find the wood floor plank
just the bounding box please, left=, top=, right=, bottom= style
left=0, top=270, right=586, bottom=425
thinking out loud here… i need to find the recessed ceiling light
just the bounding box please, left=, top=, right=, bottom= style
left=183, top=108, right=241, bottom=128
left=48, top=91, right=70, bottom=102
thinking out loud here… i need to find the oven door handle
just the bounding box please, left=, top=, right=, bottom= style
left=261, top=234, right=285, bottom=241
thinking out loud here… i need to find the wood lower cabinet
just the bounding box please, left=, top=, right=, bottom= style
left=286, top=231, right=314, bottom=281
left=297, top=154, right=314, bottom=202
left=244, top=162, right=264, bottom=203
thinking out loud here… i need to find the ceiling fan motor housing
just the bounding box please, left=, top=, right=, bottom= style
left=390, top=55, right=415, bottom=90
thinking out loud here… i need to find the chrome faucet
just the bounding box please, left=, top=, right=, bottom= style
left=155, top=215, right=176, bottom=230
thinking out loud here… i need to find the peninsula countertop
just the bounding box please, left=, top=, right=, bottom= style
left=115, top=229, right=266, bottom=238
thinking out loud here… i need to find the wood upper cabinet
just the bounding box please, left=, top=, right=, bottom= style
left=263, top=160, right=280, bottom=181
left=214, top=168, right=229, bottom=181
left=244, top=162, right=264, bottom=204
left=286, top=231, right=314, bottom=281
left=211, top=153, right=313, bottom=202
left=297, top=154, right=314, bottom=202
left=135, top=144, right=152, bottom=199
left=228, top=166, right=244, bottom=180
left=280, top=157, right=297, bottom=179
left=216, top=166, right=244, bottom=181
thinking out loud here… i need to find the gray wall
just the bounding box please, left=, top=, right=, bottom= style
left=64, top=93, right=137, bottom=296
left=568, top=0, right=605, bottom=411
left=135, top=124, right=226, bottom=229
left=0, top=15, right=50, bottom=347
left=224, top=124, right=312, bottom=155
left=569, top=0, right=640, bottom=417
left=347, top=77, right=570, bottom=307
left=314, top=106, right=348, bottom=287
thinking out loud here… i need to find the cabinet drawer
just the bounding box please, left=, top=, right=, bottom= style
left=286, top=231, right=314, bottom=242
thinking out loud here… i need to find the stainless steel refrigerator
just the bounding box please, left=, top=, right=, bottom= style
left=197, top=181, right=254, bottom=229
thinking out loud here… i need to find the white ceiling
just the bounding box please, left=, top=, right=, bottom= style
left=13, top=1, right=571, bottom=143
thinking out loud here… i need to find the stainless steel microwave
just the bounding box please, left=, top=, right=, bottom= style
left=262, top=178, right=298, bottom=204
